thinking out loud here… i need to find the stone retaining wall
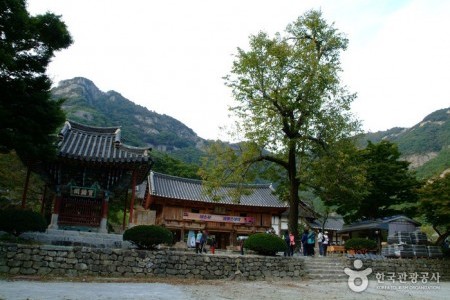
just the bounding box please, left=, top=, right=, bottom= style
left=1, top=243, right=448, bottom=281
left=0, top=243, right=305, bottom=280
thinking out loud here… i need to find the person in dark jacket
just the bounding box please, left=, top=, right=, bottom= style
left=307, top=230, right=316, bottom=256
left=301, top=229, right=309, bottom=256
left=284, top=232, right=291, bottom=256
left=200, top=230, right=208, bottom=253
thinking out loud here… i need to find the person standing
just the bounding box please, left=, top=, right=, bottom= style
left=195, top=230, right=202, bottom=254
left=200, top=230, right=208, bottom=253
left=301, top=229, right=309, bottom=256
left=284, top=232, right=291, bottom=256
left=210, top=237, right=216, bottom=254
left=289, top=232, right=296, bottom=256
left=307, top=230, right=316, bottom=256
left=323, top=231, right=330, bottom=256
left=317, top=229, right=324, bottom=256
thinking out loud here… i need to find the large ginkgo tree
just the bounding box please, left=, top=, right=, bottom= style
left=201, top=10, right=361, bottom=237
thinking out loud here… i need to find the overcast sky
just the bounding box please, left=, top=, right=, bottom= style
left=27, top=0, right=450, bottom=141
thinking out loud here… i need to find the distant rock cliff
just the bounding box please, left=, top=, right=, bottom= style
left=359, top=108, right=450, bottom=178
left=52, top=77, right=206, bottom=154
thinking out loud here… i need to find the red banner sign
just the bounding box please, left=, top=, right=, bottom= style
left=183, top=212, right=254, bottom=224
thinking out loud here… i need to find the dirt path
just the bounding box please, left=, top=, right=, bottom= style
left=0, top=277, right=448, bottom=300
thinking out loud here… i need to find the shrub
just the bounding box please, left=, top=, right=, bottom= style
left=123, top=225, right=174, bottom=250
left=0, top=208, right=47, bottom=236
left=344, top=238, right=377, bottom=253
left=244, top=233, right=287, bottom=256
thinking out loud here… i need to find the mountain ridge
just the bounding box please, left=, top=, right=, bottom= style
left=52, top=77, right=449, bottom=178
left=52, top=77, right=206, bottom=154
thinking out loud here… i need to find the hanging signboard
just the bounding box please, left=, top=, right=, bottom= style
left=183, top=212, right=254, bottom=224
left=70, top=186, right=97, bottom=198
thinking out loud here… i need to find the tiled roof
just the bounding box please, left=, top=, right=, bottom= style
left=57, top=120, right=152, bottom=163
left=308, top=216, right=345, bottom=231
left=149, top=171, right=287, bottom=208
left=339, top=215, right=421, bottom=233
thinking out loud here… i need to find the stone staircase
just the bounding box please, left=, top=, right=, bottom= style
left=301, top=256, right=348, bottom=281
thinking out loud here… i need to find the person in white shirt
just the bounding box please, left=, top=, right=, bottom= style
left=317, top=229, right=324, bottom=256
left=323, top=231, right=330, bottom=256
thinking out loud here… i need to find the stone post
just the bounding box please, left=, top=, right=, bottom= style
left=99, top=192, right=110, bottom=233
left=48, top=187, right=61, bottom=229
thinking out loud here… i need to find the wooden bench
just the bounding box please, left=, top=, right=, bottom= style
left=327, top=245, right=345, bottom=254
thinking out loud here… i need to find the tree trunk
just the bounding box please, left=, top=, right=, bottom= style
left=21, top=167, right=31, bottom=209
left=435, top=231, right=449, bottom=246
left=287, top=142, right=300, bottom=239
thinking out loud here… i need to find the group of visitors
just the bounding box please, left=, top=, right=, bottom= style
left=283, top=228, right=329, bottom=257
left=195, top=230, right=209, bottom=254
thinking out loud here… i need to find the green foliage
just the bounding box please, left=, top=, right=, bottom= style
left=151, top=150, right=200, bottom=179
left=202, top=10, right=359, bottom=237
left=0, top=0, right=72, bottom=162
left=0, top=152, right=45, bottom=210
left=419, top=172, right=450, bottom=245
left=0, top=208, right=47, bottom=236
left=310, top=139, right=368, bottom=218
left=358, top=107, right=450, bottom=179
left=347, top=141, right=420, bottom=222
left=244, top=233, right=287, bottom=256
left=123, top=225, right=174, bottom=250
left=344, top=238, right=377, bottom=252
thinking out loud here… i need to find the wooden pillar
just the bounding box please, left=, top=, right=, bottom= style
left=144, top=192, right=152, bottom=210
left=122, top=188, right=129, bottom=231
left=180, top=228, right=185, bottom=243
left=21, top=167, right=31, bottom=209
left=128, top=170, right=137, bottom=227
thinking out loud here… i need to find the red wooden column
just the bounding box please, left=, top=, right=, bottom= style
left=122, top=188, right=129, bottom=231
left=128, top=170, right=137, bottom=227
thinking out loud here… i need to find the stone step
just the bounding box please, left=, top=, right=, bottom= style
left=307, top=273, right=348, bottom=281
left=302, top=262, right=346, bottom=267
left=302, top=261, right=345, bottom=266
left=303, top=268, right=345, bottom=274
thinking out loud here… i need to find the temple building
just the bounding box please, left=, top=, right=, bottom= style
left=136, top=172, right=288, bottom=250
left=41, top=120, right=153, bottom=232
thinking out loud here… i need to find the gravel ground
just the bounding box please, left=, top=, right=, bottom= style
left=0, top=277, right=449, bottom=300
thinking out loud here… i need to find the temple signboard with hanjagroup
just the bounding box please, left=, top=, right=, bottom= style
left=70, top=186, right=97, bottom=198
